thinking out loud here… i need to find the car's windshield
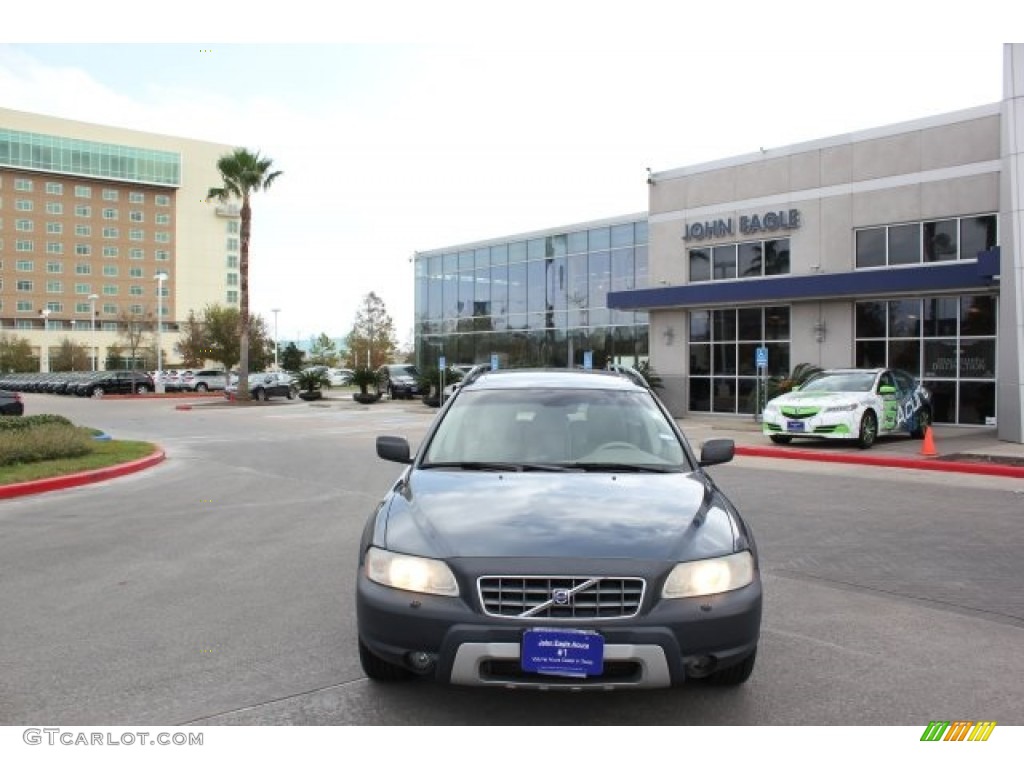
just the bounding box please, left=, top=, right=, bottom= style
left=800, top=372, right=876, bottom=393
left=422, top=388, right=690, bottom=471
left=391, top=366, right=418, bottom=377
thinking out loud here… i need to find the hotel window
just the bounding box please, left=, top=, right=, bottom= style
left=47, top=242, right=63, bottom=254
left=45, top=301, right=62, bottom=313
left=75, top=205, right=91, bottom=217
left=129, top=248, right=144, bottom=260
left=46, top=222, right=63, bottom=234
left=226, top=255, right=238, bottom=268
left=129, top=229, right=144, bottom=241
left=856, top=215, right=997, bottom=268
left=102, top=265, right=119, bottom=277
left=155, top=213, right=170, bottom=225
left=155, top=250, right=170, bottom=261
left=17, top=301, right=33, bottom=312
left=45, top=182, right=63, bottom=195
left=103, top=208, right=118, bottom=220
left=102, top=284, right=118, bottom=295
left=102, top=189, right=118, bottom=201
left=16, top=241, right=34, bottom=252
left=101, top=321, right=118, bottom=329
left=129, top=267, right=143, bottom=278
left=15, top=199, right=33, bottom=211
left=129, top=304, right=143, bottom=315
left=76, top=264, right=92, bottom=275
left=75, top=224, right=91, bottom=236
left=226, top=237, right=238, bottom=251
left=76, top=244, right=91, bottom=256
left=16, top=259, right=34, bottom=271
left=102, top=304, right=116, bottom=316
left=74, top=302, right=90, bottom=313
left=129, top=192, right=144, bottom=204
left=17, top=280, right=33, bottom=291
left=46, top=202, right=63, bottom=215
left=227, top=220, right=239, bottom=234
left=129, top=285, right=143, bottom=296
left=46, top=280, right=62, bottom=293
left=226, top=273, right=238, bottom=286
left=227, top=290, right=238, bottom=303
left=75, top=283, right=93, bottom=294
left=102, top=227, right=119, bottom=239
left=155, top=231, right=170, bottom=243
left=75, top=186, right=91, bottom=198
left=129, top=210, right=143, bottom=223
left=155, top=194, right=170, bottom=206
left=103, top=246, right=118, bottom=257
left=16, top=219, right=33, bottom=231
left=46, top=262, right=63, bottom=273
left=14, top=179, right=33, bottom=192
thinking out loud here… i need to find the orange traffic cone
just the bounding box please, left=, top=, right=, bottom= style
left=921, top=426, right=938, bottom=457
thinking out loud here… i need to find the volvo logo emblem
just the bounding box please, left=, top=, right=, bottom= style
left=552, top=588, right=571, bottom=605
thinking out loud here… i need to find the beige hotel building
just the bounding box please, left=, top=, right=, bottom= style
left=0, top=107, right=240, bottom=371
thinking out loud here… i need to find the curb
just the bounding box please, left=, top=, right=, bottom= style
left=734, top=445, right=1024, bottom=479
left=0, top=449, right=166, bottom=501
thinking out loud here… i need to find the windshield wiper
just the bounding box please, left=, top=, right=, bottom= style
left=422, top=461, right=580, bottom=473
left=567, top=462, right=678, bottom=473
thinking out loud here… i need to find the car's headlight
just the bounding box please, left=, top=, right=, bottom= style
left=763, top=402, right=778, bottom=416
left=823, top=403, right=858, bottom=413
left=662, top=551, right=754, bottom=598
left=365, top=547, right=459, bottom=596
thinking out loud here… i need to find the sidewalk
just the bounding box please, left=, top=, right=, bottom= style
left=677, top=415, right=1024, bottom=479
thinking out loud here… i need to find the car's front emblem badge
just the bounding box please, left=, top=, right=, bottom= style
left=552, top=588, right=571, bottom=605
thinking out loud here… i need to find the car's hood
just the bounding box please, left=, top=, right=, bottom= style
left=769, top=390, right=869, bottom=408
left=378, top=471, right=738, bottom=561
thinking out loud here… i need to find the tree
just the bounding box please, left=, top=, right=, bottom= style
left=51, top=338, right=91, bottom=372
left=308, top=333, right=338, bottom=367
left=207, top=148, right=282, bottom=400
left=175, top=309, right=208, bottom=367
left=197, top=305, right=274, bottom=374
left=345, top=292, right=398, bottom=369
left=117, top=307, right=154, bottom=370
left=0, top=332, right=37, bottom=373
left=280, top=342, right=304, bottom=372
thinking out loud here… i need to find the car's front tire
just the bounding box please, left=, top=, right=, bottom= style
left=253, top=388, right=267, bottom=401
left=704, top=647, right=756, bottom=686
left=857, top=410, right=878, bottom=449
left=769, top=434, right=792, bottom=445
left=358, top=639, right=411, bottom=681
left=910, top=407, right=931, bottom=439
left=195, top=383, right=208, bottom=392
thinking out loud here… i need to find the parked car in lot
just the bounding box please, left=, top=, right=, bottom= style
left=0, top=390, right=25, bottom=416
left=375, top=364, right=421, bottom=399
left=327, top=368, right=354, bottom=386
left=762, top=367, right=932, bottom=449
left=179, top=369, right=228, bottom=392
left=357, top=366, right=760, bottom=689
left=73, top=370, right=155, bottom=397
left=225, top=372, right=297, bottom=401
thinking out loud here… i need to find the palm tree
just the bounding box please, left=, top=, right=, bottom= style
left=207, top=148, right=282, bottom=399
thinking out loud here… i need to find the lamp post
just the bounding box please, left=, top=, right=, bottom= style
left=70, top=320, right=76, bottom=371
left=89, top=294, right=99, bottom=371
left=155, top=272, right=168, bottom=392
left=39, top=308, right=52, bottom=372
left=271, top=308, right=281, bottom=370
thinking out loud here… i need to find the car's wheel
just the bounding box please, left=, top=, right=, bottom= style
left=358, top=639, right=411, bottom=681
left=704, top=647, right=757, bottom=686
left=857, top=410, right=878, bottom=449
left=387, top=385, right=395, bottom=400
left=910, top=407, right=931, bottom=439
left=136, top=384, right=149, bottom=394
left=195, top=383, right=208, bottom=392
left=769, top=435, right=792, bottom=444
left=90, top=386, right=104, bottom=398
left=286, top=387, right=296, bottom=400
left=253, top=388, right=267, bottom=401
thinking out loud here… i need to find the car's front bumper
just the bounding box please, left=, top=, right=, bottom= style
left=357, top=573, right=761, bottom=689
left=762, top=410, right=859, bottom=439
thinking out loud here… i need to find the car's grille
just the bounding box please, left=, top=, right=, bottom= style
left=780, top=407, right=821, bottom=419
left=478, top=576, right=645, bottom=619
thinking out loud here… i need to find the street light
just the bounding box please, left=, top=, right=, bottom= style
left=39, top=308, right=52, bottom=372
left=271, top=308, right=281, bottom=371
left=155, top=272, right=168, bottom=391
left=88, top=294, right=99, bottom=371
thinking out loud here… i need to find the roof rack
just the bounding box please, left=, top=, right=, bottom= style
left=605, top=363, right=650, bottom=390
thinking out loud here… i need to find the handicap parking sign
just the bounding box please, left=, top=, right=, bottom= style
left=755, top=347, right=768, bottom=368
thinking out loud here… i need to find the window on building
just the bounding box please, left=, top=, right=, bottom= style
left=102, top=285, right=118, bottom=295
left=155, top=213, right=170, bottom=225
left=16, top=259, right=34, bottom=271
left=75, top=205, right=91, bottom=217
left=15, top=199, right=33, bottom=211
left=75, top=264, right=92, bottom=275
left=129, top=229, right=144, bottom=241
left=129, top=191, right=145, bottom=204
left=155, top=231, right=170, bottom=243
left=155, top=250, right=170, bottom=261
left=129, top=210, right=144, bottom=222
left=75, top=224, right=91, bottom=236
left=75, top=283, right=93, bottom=294
left=46, top=222, right=63, bottom=235
left=15, top=219, right=33, bottom=232
left=129, top=285, right=143, bottom=296
left=226, top=255, right=238, bottom=268
left=226, top=290, right=238, bottom=303
left=102, top=189, right=118, bottom=201
left=16, top=241, right=34, bottom=252
left=102, top=265, right=119, bottom=277
left=17, top=301, right=34, bottom=313
left=16, top=280, right=33, bottom=292
left=46, top=280, right=62, bottom=293
left=102, top=227, right=119, bottom=239
left=103, top=246, right=118, bottom=257
left=103, top=208, right=118, bottom=220
left=14, top=179, right=33, bottom=192
left=46, top=202, right=63, bottom=215
left=129, top=267, right=143, bottom=278
left=155, top=194, right=170, bottom=206
left=46, top=182, right=63, bottom=195
left=46, top=262, right=63, bottom=273
left=75, top=186, right=91, bottom=198
left=76, top=244, right=91, bottom=256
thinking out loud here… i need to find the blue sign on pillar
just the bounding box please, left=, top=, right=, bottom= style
left=490, top=354, right=499, bottom=370
left=755, top=347, right=768, bottom=369
left=583, top=351, right=593, bottom=370
left=439, top=355, right=446, bottom=370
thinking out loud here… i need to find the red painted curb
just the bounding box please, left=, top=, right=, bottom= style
left=734, top=445, right=1024, bottom=479
left=0, top=449, right=166, bottom=500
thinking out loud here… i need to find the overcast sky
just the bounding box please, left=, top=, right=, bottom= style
left=1, top=4, right=1015, bottom=347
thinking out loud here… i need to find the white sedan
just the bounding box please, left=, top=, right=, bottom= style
left=762, top=368, right=932, bottom=449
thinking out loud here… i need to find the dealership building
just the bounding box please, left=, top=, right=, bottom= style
left=0, top=107, right=240, bottom=371
left=414, top=43, right=1024, bottom=444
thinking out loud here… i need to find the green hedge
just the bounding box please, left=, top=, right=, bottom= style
left=0, top=417, right=94, bottom=465
left=0, top=414, right=74, bottom=431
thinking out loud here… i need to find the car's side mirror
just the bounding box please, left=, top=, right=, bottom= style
left=377, top=435, right=412, bottom=464
left=699, top=438, right=735, bottom=467
left=879, top=385, right=896, bottom=394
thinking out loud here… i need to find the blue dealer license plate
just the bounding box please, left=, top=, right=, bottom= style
left=786, top=420, right=806, bottom=432
left=521, top=628, right=604, bottom=678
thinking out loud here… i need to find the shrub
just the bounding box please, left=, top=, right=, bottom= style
left=0, top=423, right=95, bottom=466
left=0, top=414, right=74, bottom=432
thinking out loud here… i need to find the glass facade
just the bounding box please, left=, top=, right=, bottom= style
left=0, top=128, right=181, bottom=186
left=415, top=218, right=649, bottom=369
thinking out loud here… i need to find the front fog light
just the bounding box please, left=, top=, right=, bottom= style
left=662, top=551, right=754, bottom=598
